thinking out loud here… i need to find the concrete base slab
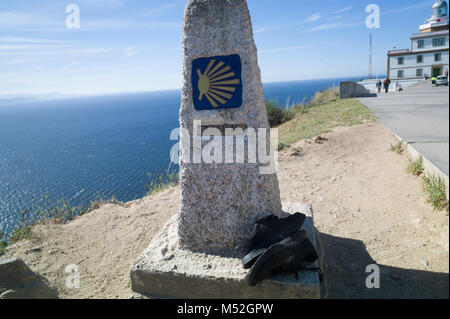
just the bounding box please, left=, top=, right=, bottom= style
left=130, top=202, right=321, bottom=299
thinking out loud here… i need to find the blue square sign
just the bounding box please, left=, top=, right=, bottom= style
left=192, top=54, right=242, bottom=110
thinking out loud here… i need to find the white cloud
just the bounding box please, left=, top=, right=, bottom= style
left=78, top=0, right=123, bottom=7
left=307, top=20, right=362, bottom=32
left=383, top=1, right=432, bottom=15
left=0, top=37, right=64, bottom=44
left=0, top=44, right=68, bottom=51
left=0, top=4, right=180, bottom=32
left=0, top=11, right=58, bottom=28
left=307, top=14, right=321, bottom=22
left=81, top=19, right=180, bottom=31
left=308, top=23, right=342, bottom=31
left=0, top=48, right=113, bottom=56
left=333, top=6, right=352, bottom=14
left=123, top=47, right=142, bottom=57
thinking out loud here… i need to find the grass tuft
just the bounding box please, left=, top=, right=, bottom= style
left=0, top=231, right=7, bottom=254
left=277, top=142, right=290, bottom=151
left=4, top=195, right=124, bottom=245
left=390, top=140, right=404, bottom=154
left=308, top=86, right=340, bottom=106
left=8, top=209, right=33, bottom=244
left=145, top=169, right=179, bottom=195
left=423, top=174, right=449, bottom=213
left=407, top=156, right=425, bottom=176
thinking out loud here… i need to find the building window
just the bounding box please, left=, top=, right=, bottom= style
left=398, top=57, right=404, bottom=65
left=432, top=37, right=446, bottom=47
left=435, top=53, right=442, bottom=61
left=417, top=55, right=423, bottom=63
left=397, top=70, right=404, bottom=78
left=417, top=40, right=425, bottom=48
left=416, top=69, right=423, bottom=77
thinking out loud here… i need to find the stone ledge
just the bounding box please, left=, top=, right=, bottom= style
left=130, top=202, right=321, bottom=299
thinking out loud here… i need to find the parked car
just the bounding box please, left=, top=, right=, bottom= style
left=436, top=76, right=449, bottom=86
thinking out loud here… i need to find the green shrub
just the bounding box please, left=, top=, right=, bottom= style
left=423, top=174, right=449, bottom=212
left=277, top=142, right=290, bottom=151
left=266, top=101, right=295, bottom=127
left=266, top=101, right=284, bottom=127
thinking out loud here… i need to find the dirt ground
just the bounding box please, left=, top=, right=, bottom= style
left=3, top=121, right=449, bottom=299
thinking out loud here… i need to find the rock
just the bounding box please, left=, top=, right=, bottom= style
left=0, top=257, right=57, bottom=299
left=314, top=135, right=328, bottom=144
left=289, top=147, right=303, bottom=157
left=25, top=247, right=42, bottom=255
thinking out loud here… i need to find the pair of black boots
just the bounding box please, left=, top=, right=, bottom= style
left=235, top=213, right=320, bottom=286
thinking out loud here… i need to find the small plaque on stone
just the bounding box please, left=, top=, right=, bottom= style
left=192, top=54, right=243, bottom=110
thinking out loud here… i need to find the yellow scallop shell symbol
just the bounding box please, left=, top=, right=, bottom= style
left=197, top=59, right=241, bottom=108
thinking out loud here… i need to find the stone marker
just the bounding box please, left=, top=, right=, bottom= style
left=178, top=0, right=282, bottom=255
left=130, top=0, right=321, bottom=299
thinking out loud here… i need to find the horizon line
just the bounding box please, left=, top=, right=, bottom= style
left=1, top=74, right=384, bottom=99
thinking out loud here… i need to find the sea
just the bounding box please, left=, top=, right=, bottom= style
left=0, top=76, right=363, bottom=236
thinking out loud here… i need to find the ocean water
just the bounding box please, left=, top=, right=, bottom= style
left=0, top=76, right=362, bottom=236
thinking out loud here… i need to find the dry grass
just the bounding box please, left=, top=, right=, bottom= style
left=308, top=86, right=340, bottom=106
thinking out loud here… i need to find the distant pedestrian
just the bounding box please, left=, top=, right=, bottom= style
left=383, top=78, right=391, bottom=93
left=431, top=76, right=437, bottom=87
left=376, top=80, right=382, bottom=93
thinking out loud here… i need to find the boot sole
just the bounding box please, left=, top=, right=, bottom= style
left=245, top=239, right=298, bottom=286
left=245, top=231, right=318, bottom=286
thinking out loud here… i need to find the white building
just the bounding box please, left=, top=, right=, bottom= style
left=387, top=0, right=449, bottom=80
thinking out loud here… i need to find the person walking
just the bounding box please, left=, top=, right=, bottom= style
left=383, top=78, right=391, bottom=93
left=376, top=80, right=382, bottom=93
left=431, top=76, right=437, bottom=87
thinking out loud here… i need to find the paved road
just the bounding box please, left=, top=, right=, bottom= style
left=359, top=81, right=449, bottom=176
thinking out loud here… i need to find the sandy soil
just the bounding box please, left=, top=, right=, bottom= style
left=3, top=121, right=449, bottom=299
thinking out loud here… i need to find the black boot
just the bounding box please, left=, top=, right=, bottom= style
left=235, top=213, right=306, bottom=259
left=245, top=230, right=318, bottom=286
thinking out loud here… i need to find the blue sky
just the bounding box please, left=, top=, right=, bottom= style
left=0, top=0, right=440, bottom=95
